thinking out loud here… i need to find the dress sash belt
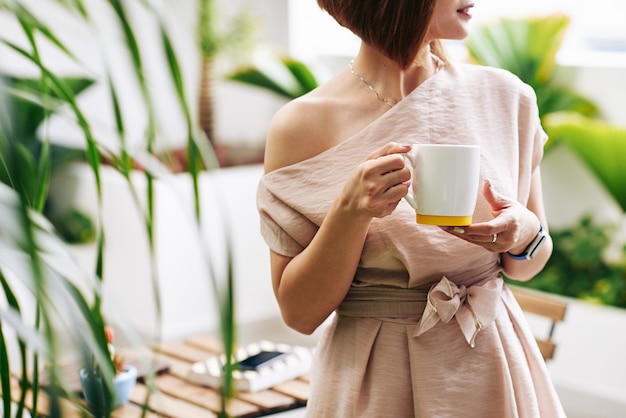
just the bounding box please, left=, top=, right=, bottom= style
left=336, top=276, right=503, bottom=348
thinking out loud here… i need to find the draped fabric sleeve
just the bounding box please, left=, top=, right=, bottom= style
left=254, top=115, right=386, bottom=259
left=516, top=82, right=548, bottom=204
left=256, top=175, right=322, bottom=258
left=255, top=138, right=359, bottom=256
left=524, top=84, right=548, bottom=170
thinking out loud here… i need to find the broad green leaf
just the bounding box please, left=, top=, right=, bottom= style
left=537, top=84, right=598, bottom=120
left=229, top=68, right=296, bottom=98
left=228, top=53, right=318, bottom=100
left=284, top=59, right=318, bottom=94
left=0, top=75, right=94, bottom=140
left=544, top=113, right=626, bottom=212
left=527, top=14, right=570, bottom=83
left=465, top=14, right=597, bottom=122
left=466, top=14, right=570, bottom=86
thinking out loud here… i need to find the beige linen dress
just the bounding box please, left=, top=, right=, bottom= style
left=257, top=62, right=566, bottom=418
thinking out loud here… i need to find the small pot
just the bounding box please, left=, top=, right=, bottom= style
left=79, top=365, right=137, bottom=413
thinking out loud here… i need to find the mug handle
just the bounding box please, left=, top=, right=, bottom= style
left=401, top=151, right=418, bottom=210
left=404, top=193, right=417, bottom=210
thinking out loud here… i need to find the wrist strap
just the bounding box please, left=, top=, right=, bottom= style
left=506, top=224, right=544, bottom=260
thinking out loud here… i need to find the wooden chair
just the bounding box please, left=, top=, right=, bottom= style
left=510, top=286, right=568, bottom=361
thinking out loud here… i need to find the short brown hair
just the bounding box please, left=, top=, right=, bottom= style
left=317, top=0, right=444, bottom=69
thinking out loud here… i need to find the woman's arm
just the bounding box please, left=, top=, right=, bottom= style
left=264, top=102, right=411, bottom=334
left=269, top=142, right=411, bottom=334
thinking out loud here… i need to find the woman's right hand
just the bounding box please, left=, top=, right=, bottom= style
left=339, top=142, right=413, bottom=219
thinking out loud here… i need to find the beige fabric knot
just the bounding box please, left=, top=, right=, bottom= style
left=413, top=276, right=503, bottom=347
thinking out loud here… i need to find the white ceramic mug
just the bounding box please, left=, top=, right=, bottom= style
left=403, top=144, right=480, bottom=226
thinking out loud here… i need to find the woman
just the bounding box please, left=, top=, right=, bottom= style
left=257, top=0, right=566, bottom=416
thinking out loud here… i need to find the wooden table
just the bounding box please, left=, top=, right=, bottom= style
left=14, top=335, right=310, bottom=417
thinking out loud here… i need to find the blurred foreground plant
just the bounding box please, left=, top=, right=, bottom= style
left=0, top=0, right=236, bottom=416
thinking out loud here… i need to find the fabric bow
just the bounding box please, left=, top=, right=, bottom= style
left=413, top=276, right=502, bottom=347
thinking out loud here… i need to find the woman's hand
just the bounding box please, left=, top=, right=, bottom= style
left=440, top=179, right=541, bottom=254
left=339, top=142, right=413, bottom=219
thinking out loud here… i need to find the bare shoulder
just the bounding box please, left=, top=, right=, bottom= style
left=263, top=88, right=341, bottom=173
left=264, top=72, right=374, bottom=173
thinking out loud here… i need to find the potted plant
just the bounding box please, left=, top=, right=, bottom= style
left=79, top=326, right=137, bottom=414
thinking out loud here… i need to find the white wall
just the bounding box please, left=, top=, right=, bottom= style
left=48, top=163, right=278, bottom=343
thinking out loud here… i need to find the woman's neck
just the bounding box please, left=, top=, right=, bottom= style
left=351, top=43, right=441, bottom=103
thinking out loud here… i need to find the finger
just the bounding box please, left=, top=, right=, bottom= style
left=363, top=160, right=410, bottom=200
left=384, top=180, right=411, bottom=202
left=483, top=179, right=511, bottom=213
left=367, top=142, right=412, bottom=160
left=440, top=227, right=507, bottom=252
left=366, top=153, right=408, bottom=178
left=450, top=226, right=507, bottom=244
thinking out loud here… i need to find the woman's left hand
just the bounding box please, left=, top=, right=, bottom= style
left=440, top=179, right=541, bottom=254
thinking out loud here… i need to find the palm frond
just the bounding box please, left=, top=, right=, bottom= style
left=228, top=51, right=318, bottom=99
left=544, top=113, right=626, bottom=212
left=465, top=14, right=599, bottom=120
left=466, top=14, right=570, bottom=87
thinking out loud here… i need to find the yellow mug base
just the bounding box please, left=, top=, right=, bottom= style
left=416, top=214, right=472, bottom=226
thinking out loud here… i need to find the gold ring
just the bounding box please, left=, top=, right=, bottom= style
left=491, top=234, right=497, bottom=243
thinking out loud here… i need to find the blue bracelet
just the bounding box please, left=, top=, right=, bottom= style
left=506, top=224, right=547, bottom=261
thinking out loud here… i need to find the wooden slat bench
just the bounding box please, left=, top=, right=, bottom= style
left=510, top=286, right=568, bottom=361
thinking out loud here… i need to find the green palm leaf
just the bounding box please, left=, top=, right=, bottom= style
left=228, top=52, right=318, bottom=100
left=544, top=113, right=626, bottom=212
left=466, top=14, right=568, bottom=85
left=283, top=58, right=319, bottom=94
left=0, top=75, right=94, bottom=142
left=538, top=84, right=599, bottom=119
left=465, top=14, right=598, bottom=120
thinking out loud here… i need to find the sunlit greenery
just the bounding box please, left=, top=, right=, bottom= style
left=227, top=50, right=319, bottom=100
left=544, top=113, right=626, bottom=213
left=506, top=217, right=626, bottom=308
left=465, top=13, right=599, bottom=123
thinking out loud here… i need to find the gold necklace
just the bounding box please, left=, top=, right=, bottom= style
left=348, top=54, right=444, bottom=108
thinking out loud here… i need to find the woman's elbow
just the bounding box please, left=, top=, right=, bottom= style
left=279, top=307, right=325, bottom=336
